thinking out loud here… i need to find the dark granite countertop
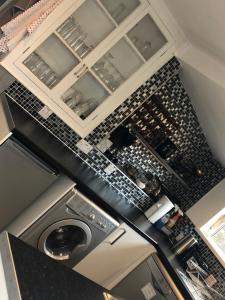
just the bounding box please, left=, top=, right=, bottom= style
left=7, top=99, right=194, bottom=300
left=0, top=231, right=116, bottom=300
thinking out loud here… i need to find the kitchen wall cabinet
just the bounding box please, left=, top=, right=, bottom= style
left=1, top=0, right=175, bottom=137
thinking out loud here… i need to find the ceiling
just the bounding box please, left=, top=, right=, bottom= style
left=163, top=0, right=225, bottom=65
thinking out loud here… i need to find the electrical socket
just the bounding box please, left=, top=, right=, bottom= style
left=76, top=139, right=93, bottom=154
left=38, top=105, right=53, bottom=119
left=205, top=274, right=217, bottom=287
left=104, top=163, right=116, bottom=175
left=96, top=137, right=112, bottom=153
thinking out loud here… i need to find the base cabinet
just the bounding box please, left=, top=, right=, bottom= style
left=74, top=223, right=156, bottom=289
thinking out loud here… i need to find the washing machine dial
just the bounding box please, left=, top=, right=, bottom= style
left=101, top=224, right=107, bottom=229
left=96, top=221, right=106, bottom=229
left=88, top=213, right=96, bottom=220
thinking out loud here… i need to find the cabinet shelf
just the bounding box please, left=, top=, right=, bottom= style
left=54, top=31, right=82, bottom=63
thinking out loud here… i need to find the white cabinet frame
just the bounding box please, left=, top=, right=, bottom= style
left=1, top=0, right=175, bottom=137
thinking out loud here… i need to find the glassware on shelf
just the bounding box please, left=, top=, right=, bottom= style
left=140, top=41, right=152, bottom=55
left=72, top=33, right=88, bottom=51
left=127, top=14, right=167, bottom=61
left=130, top=35, right=140, bottom=47
left=73, top=97, right=98, bottom=119
left=23, top=53, right=39, bottom=70
left=66, top=26, right=81, bottom=46
left=92, top=53, right=124, bottom=91
left=62, top=86, right=98, bottom=119
left=62, top=88, right=83, bottom=109
left=78, top=44, right=93, bottom=58
left=63, top=26, right=81, bottom=43
left=57, top=17, right=76, bottom=37
left=57, top=17, right=92, bottom=59
left=45, top=73, right=58, bottom=88
left=92, top=61, right=105, bottom=73
left=62, top=71, right=109, bottom=119
left=131, top=36, right=152, bottom=58
left=24, top=53, right=59, bottom=88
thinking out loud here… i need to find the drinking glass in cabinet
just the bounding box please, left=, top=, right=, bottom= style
left=62, top=88, right=83, bottom=108
left=62, top=72, right=109, bottom=120
left=100, top=0, right=140, bottom=24
left=23, top=34, right=79, bottom=88
left=127, top=15, right=167, bottom=61
left=56, top=0, right=115, bottom=59
left=92, top=38, right=143, bottom=91
left=24, top=53, right=59, bottom=88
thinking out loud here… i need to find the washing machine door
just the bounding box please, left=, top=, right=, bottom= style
left=38, top=219, right=92, bottom=261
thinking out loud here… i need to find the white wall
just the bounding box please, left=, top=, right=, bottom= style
left=160, top=0, right=225, bottom=166
left=163, top=2, right=225, bottom=263
left=187, top=178, right=225, bottom=229
left=187, top=178, right=225, bottom=267
left=179, top=46, right=225, bottom=166
left=163, top=0, right=225, bottom=64
left=149, top=0, right=187, bottom=51
left=0, top=254, right=9, bottom=300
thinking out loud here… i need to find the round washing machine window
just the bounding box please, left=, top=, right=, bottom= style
left=38, top=219, right=92, bottom=261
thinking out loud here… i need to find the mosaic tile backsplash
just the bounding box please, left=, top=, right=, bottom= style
left=4, top=56, right=225, bottom=295
left=6, top=57, right=181, bottom=211
left=104, top=74, right=225, bottom=211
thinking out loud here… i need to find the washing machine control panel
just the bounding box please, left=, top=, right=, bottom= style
left=66, top=192, right=118, bottom=234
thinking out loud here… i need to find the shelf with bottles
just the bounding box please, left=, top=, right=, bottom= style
left=101, top=91, right=204, bottom=190
left=125, top=165, right=163, bottom=199
left=124, top=95, right=197, bottom=183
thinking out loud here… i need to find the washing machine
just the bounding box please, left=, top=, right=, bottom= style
left=7, top=176, right=120, bottom=268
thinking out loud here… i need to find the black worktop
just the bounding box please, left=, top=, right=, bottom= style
left=0, top=232, right=114, bottom=300
left=7, top=99, right=194, bottom=300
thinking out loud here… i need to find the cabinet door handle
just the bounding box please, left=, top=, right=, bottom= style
left=74, top=64, right=85, bottom=76
left=106, top=228, right=126, bottom=245
left=77, top=66, right=88, bottom=78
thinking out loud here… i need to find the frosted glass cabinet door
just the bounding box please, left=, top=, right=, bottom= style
left=61, top=72, right=109, bottom=120
left=92, top=38, right=143, bottom=91
left=127, top=14, right=167, bottom=61
left=100, top=0, right=141, bottom=24
left=56, top=0, right=115, bottom=59
left=23, top=34, right=79, bottom=89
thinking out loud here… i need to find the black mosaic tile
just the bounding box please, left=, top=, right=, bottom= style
left=86, top=57, right=180, bottom=145
left=5, top=57, right=181, bottom=211
left=5, top=56, right=225, bottom=295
